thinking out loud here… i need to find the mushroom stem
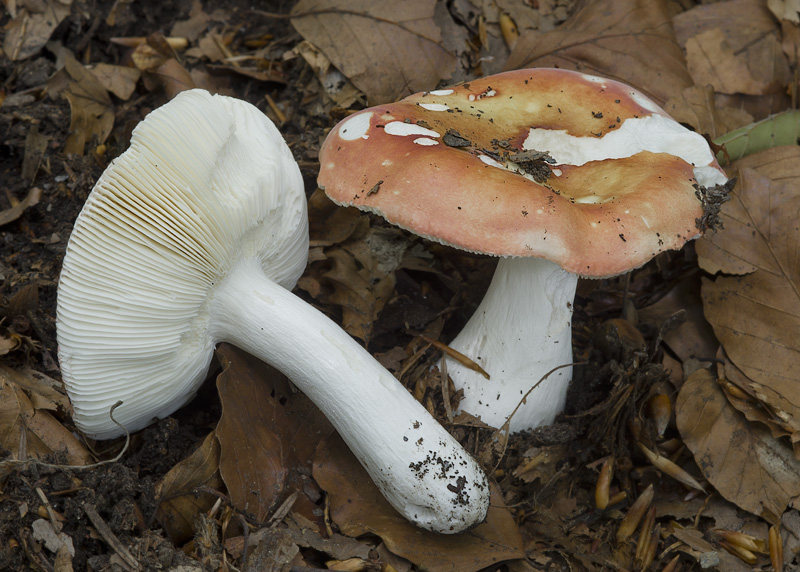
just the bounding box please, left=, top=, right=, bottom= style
left=210, top=257, right=490, bottom=533
left=446, top=257, right=578, bottom=432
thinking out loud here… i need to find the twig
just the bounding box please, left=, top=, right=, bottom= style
left=492, top=362, right=583, bottom=472
left=84, top=503, right=140, bottom=571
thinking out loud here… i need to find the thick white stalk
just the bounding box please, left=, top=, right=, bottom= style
left=210, top=258, right=489, bottom=533
left=446, top=257, right=578, bottom=433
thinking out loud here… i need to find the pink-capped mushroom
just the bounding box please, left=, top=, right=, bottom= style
left=318, top=68, right=731, bottom=433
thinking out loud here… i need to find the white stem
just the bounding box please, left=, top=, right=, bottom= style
left=447, top=257, right=578, bottom=432
left=210, top=258, right=489, bottom=533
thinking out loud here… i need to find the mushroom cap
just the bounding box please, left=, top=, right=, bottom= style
left=318, top=68, right=728, bottom=277
left=56, top=89, right=307, bottom=439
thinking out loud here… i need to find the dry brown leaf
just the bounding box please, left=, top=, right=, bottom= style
left=504, top=0, right=691, bottom=105
left=215, top=347, right=288, bottom=522
left=313, top=432, right=524, bottom=572
left=0, top=186, right=42, bottom=227
left=719, top=352, right=799, bottom=457
left=677, top=368, right=800, bottom=523
left=697, top=147, right=800, bottom=442
left=155, top=431, right=224, bottom=543
left=322, top=245, right=396, bottom=343
left=59, top=53, right=115, bottom=155
left=684, top=29, right=772, bottom=96
left=308, top=188, right=367, bottom=246
left=290, top=0, right=459, bottom=104
left=0, top=371, right=91, bottom=465
left=170, top=0, right=213, bottom=41
left=215, top=344, right=334, bottom=523
left=671, top=527, right=753, bottom=572
left=673, top=0, right=792, bottom=118
left=638, top=274, right=719, bottom=364
left=0, top=365, right=71, bottom=413
left=88, top=63, right=141, bottom=101
left=663, top=85, right=754, bottom=139
left=768, top=0, right=800, bottom=23
left=3, top=0, right=72, bottom=61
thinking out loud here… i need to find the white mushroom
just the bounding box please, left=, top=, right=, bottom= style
left=56, top=89, right=488, bottom=533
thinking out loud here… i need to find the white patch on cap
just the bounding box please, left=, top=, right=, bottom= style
left=522, top=114, right=728, bottom=187
left=384, top=121, right=440, bottom=138
left=479, top=154, right=505, bottom=169
left=641, top=215, right=651, bottom=228
left=429, top=89, right=454, bottom=96
left=573, top=195, right=602, bottom=204
left=413, top=138, right=439, bottom=146
left=552, top=168, right=562, bottom=176
left=338, top=112, right=373, bottom=141
left=628, top=90, right=661, bottom=113
left=419, top=103, right=450, bottom=112
left=581, top=73, right=607, bottom=89
left=382, top=159, right=393, bottom=166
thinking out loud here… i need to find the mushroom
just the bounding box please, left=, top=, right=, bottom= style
left=56, top=89, right=489, bottom=533
left=317, top=68, right=730, bottom=433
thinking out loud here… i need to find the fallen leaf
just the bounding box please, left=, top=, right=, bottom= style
left=769, top=0, right=800, bottom=22
left=719, top=350, right=798, bottom=455
left=504, top=0, right=691, bottom=105
left=214, top=344, right=334, bottom=524
left=290, top=0, right=458, bottom=104
left=638, top=274, right=719, bottom=364
left=294, top=41, right=363, bottom=108
left=677, top=368, right=800, bottom=523
left=684, top=28, right=772, bottom=96
left=697, top=147, right=800, bottom=443
left=673, top=0, right=792, bottom=117
left=88, top=63, right=141, bottom=100
left=0, top=187, right=42, bottom=227
left=0, top=365, right=71, bottom=413
left=3, top=0, right=72, bottom=61
left=170, top=0, right=213, bottom=41
left=155, top=430, right=223, bottom=543
left=664, top=85, right=754, bottom=139
left=59, top=52, right=115, bottom=155
left=0, top=371, right=92, bottom=465
left=215, top=346, right=290, bottom=522
left=322, top=244, right=396, bottom=343
left=313, top=432, right=524, bottom=572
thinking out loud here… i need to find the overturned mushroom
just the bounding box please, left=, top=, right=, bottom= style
left=318, top=68, right=730, bottom=433
left=56, top=89, right=489, bottom=533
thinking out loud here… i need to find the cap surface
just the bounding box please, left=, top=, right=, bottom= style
left=318, top=68, right=728, bottom=277
left=56, top=89, right=307, bottom=438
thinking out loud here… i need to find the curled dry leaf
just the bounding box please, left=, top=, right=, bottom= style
left=0, top=369, right=92, bottom=466
left=2, top=0, right=72, bottom=61
left=0, top=186, right=42, bottom=227
left=674, top=0, right=792, bottom=97
left=59, top=53, right=115, bottom=156
left=676, top=368, right=800, bottom=523
left=155, top=431, right=223, bottom=543
left=290, top=0, right=458, bottom=104
left=313, top=432, right=524, bottom=572
left=697, top=147, right=800, bottom=448
left=504, top=0, right=691, bottom=105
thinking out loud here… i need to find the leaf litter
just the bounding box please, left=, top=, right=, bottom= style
left=1, top=0, right=800, bottom=570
